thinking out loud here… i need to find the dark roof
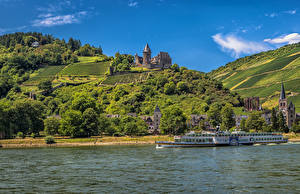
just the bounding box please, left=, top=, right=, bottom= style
left=144, top=43, right=151, bottom=52
left=280, top=82, right=286, bottom=100
left=154, top=105, right=161, bottom=113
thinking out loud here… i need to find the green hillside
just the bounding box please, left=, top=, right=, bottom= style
left=59, top=56, right=110, bottom=76
left=210, top=42, right=300, bottom=112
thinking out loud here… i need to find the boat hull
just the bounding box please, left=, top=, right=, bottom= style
left=155, top=139, right=288, bottom=148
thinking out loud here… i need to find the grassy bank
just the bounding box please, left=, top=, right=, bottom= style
left=284, top=133, right=300, bottom=142
left=0, top=136, right=173, bottom=148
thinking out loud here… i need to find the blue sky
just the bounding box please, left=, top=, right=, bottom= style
left=0, top=0, right=300, bottom=72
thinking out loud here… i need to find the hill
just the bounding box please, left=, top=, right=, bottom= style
left=209, top=42, right=300, bottom=112
left=0, top=32, right=242, bottom=116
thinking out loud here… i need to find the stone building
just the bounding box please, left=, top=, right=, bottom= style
left=140, top=105, right=162, bottom=134
left=187, top=114, right=207, bottom=128
left=261, top=112, right=272, bottom=125
left=106, top=114, right=121, bottom=118
left=244, top=97, right=260, bottom=111
left=279, top=82, right=296, bottom=129
left=235, top=115, right=249, bottom=128
left=135, top=44, right=172, bottom=69
left=31, top=41, right=39, bottom=48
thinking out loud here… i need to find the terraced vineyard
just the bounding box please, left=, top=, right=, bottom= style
left=210, top=42, right=300, bottom=112
left=24, top=65, right=66, bottom=86
left=59, top=57, right=110, bottom=76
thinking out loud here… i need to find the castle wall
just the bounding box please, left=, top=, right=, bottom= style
left=135, top=44, right=172, bottom=69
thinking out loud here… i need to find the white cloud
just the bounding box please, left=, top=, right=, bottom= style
left=36, top=0, right=73, bottom=13
left=285, top=10, right=297, bottom=15
left=212, top=33, right=270, bottom=58
left=38, top=13, right=53, bottom=18
left=32, top=11, right=87, bottom=27
left=264, top=33, right=300, bottom=44
left=255, top=25, right=262, bottom=30
left=128, top=1, right=138, bottom=7
left=265, top=13, right=278, bottom=18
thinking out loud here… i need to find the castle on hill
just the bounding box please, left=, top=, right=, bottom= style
left=134, top=44, right=172, bottom=69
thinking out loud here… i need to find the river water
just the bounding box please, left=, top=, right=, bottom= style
left=0, top=143, right=300, bottom=193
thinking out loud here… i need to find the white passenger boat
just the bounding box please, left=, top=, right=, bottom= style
left=156, top=131, right=288, bottom=148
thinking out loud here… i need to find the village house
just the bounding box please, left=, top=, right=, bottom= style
left=186, top=114, right=211, bottom=129
left=106, top=114, right=121, bottom=118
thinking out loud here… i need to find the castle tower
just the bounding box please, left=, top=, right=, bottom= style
left=279, top=82, right=288, bottom=114
left=153, top=105, right=162, bottom=134
left=143, top=43, right=151, bottom=67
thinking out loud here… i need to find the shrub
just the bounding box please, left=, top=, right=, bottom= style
left=31, top=133, right=37, bottom=138
left=16, top=132, right=24, bottom=139
left=45, top=136, right=56, bottom=144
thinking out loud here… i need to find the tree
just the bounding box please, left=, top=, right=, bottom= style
left=164, top=82, right=176, bottom=95
left=71, top=92, right=97, bottom=113
left=68, top=38, right=81, bottom=51
left=240, top=118, right=247, bottom=131
left=176, top=81, right=189, bottom=94
left=44, top=117, right=60, bottom=135
left=271, top=108, right=279, bottom=131
left=78, top=44, right=94, bottom=56
left=220, top=104, right=235, bottom=131
left=98, top=114, right=112, bottom=136
left=59, top=110, right=83, bottom=137
left=82, top=108, right=99, bottom=137
left=171, top=64, right=179, bottom=72
left=199, top=120, right=206, bottom=131
left=278, top=111, right=288, bottom=133
left=8, top=100, right=46, bottom=135
left=118, top=116, right=148, bottom=136
left=245, top=112, right=266, bottom=132
left=160, top=105, right=187, bottom=135
left=207, top=103, right=222, bottom=127
left=291, top=121, right=300, bottom=133
left=0, top=101, right=10, bottom=138
left=38, top=80, right=52, bottom=92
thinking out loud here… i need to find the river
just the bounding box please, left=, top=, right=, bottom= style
left=1, top=143, right=300, bottom=193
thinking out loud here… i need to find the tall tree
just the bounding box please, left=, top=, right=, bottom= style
left=160, top=105, right=187, bottom=135
left=271, top=108, right=279, bottom=131
left=59, top=110, right=83, bottom=137
left=207, top=103, right=222, bottom=127
left=278, top=111, right=288, bottom=133
left=82, top=108, right=99, bottom=137
left=240, top=118, right=247, bottom=131
left=44, top=117, right=60, bottom=135
left=220, top=104, right=235, bottom=131
left=8, top=100, right=46, bottom=135
left=245, top=112, right=266, bottom=132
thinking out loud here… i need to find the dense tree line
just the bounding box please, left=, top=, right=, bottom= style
left=0, top=32, right=105, bottom=98
left=109, top=52, right=134, bottom=73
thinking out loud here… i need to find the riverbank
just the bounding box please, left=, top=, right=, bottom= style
left=284, top=133, right=300, bottom=142
left=1, top=133, right=300, bottom=148
left=0, top=136, right=173, bottom=148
